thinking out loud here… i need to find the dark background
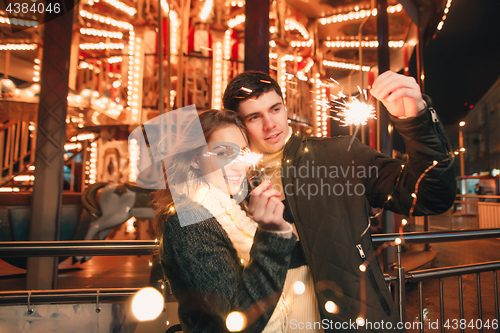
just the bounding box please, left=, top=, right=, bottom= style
left=409, top=0, right=500, bottom=126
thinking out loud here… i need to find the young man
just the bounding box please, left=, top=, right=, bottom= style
left=223, top=71, right=456, bottom=332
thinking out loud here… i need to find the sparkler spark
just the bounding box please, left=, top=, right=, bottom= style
left=329, top=77, right=340, bottom=85
left=238, top=148, right=262, bottom=167
left=329, top=87, right=376, bottom=151
left=330, top=87, right=375, bottom=126
left=203, top=147, right=262, bottom=167
left=338, top=98, right=376, bottom=126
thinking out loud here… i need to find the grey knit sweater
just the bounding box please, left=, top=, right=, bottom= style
left=160, top=205, right=297, bottom=333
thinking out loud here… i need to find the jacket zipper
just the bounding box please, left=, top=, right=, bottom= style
left=284, top=194, right=309, bottom=267
left=365, top=264, right=391, bottom=316
left=429, top=107, right=450, bottom=154
left=282, top=142, right=310, bottom=268
left=429, top=107, right=439, bottom=123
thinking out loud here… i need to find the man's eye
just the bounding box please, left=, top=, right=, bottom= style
left=248, top=115, right=259, bottom=121
left=217, top=151, right=229, bottom=156
left=272, top=107, right=280, bottom=113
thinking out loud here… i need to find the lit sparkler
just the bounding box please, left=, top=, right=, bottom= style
left=238, top=148, right=263, bottom=168
left=203, top=146, right=262, bottom=167
left=337, top=98, right=376, bottom=127
left=330, top=87, right=376, bottom=151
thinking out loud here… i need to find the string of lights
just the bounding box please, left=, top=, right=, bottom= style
left=79, top=10, right=134, bottom=30
left=79, top=28, right=123, bottom=39
left=323, top=60, right=371, bottom=72
left=319, top=4, right=403, bottom=25
left=290, top=39, right=313, bottom=48
left=0, top=44, right=37, bottom=51
left=324, top=40, right=404, bottom=48
left=228, top=14, right=245, bottom=28
left=212, top=40, right=224, bottom=109
left=80, top=43, right=125, bottom=50
left=284, top=19, right=309, bottom=40
left=0, top=16, right=38, bottom=27
left=437, top=0, right=453, bottom=30
left=94, top=0, right=137, bottom=16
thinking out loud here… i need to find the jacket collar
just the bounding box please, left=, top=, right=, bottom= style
left=283, top=132, right=303, bottom=164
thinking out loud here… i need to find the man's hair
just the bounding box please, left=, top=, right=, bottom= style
left=222, top=71, right=283, bottom=113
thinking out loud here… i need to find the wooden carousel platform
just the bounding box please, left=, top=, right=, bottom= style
left=0, top=254, right=152, bottom=292
left=0, top=217, right=157, bottom=292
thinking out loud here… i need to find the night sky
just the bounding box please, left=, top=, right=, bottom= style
left=409, top=0, right=500, bottom=126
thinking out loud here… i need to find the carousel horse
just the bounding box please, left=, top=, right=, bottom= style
left=74, top=182, right=155, bottom=263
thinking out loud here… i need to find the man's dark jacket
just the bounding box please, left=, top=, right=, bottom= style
left=280, top=100, right=456, bottom=332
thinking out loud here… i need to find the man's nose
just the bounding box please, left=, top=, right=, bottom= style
left=262, top=114, right=276, bottom=130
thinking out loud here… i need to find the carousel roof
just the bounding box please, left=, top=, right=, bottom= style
left=1, top=0, right=452, bottom=125
left=284, top=0, right=449, bottom=79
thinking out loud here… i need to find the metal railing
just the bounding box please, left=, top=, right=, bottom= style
left=1, top=228, right=500, bottom=332
left=373, top=229, right=500, bottom=333
left=0, top=240, right=156, bottom=257
left=454, top=194, right=500, bottom=217
left=0, top=288, right=140, bottom=307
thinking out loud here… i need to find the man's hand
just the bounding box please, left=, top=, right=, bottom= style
left=248, top=181, right=290, bottom=232
left=370, top=71, right=426, bottom=118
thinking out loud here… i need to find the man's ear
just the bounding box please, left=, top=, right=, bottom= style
left=190, top=155, right=200, bottom=169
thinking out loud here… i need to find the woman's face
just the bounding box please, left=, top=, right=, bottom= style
left=192, top=125, right=249, bottom=195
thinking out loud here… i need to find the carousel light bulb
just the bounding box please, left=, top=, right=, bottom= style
left=356, top=317, right=365, bottom=327
left=401, top=219, right=408, bottom=226
left=394, top=237, right=402, bottom=245
left=359, top=264, right=366, bottom=272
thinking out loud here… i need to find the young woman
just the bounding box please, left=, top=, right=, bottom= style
left=155, top=109, right=295, bottom=333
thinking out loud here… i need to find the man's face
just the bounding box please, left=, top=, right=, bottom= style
left=237, top=91, right=288, bottom=154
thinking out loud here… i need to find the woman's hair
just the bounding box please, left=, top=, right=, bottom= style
left=153, top=109, right=247, bottom=219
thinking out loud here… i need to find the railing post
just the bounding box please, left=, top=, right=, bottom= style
left=396, top=244, right=406, bottom=330
left=424, top=216, right=430, bottom=251
left=494, top=271, right=499, bottom=333
left=0, top=128, right=4, bottom=183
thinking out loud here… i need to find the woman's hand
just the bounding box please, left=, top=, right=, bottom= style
left=248, top=181, right=290, bottom=232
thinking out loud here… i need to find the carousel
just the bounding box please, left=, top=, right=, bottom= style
left=0, top=0, right=450, bottom=331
